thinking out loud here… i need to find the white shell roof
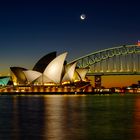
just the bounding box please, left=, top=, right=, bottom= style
left=43, top=52, right=68, bottom=84
left=35, top=74, right=53, bottom=83
left=62, top=62, right=77, bottom=82
left=76, top=68, right=89, bottom=80
left=23, top=70, right=42, bottom=83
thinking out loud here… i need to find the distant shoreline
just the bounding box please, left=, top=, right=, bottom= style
left=0, top=92, right=139, bottom=96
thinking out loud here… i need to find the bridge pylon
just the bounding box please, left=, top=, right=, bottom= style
left=95, top=75, right=102, bottom=89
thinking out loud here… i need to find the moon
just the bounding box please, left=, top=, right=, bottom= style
left=80, top=14, right=86, bottom=20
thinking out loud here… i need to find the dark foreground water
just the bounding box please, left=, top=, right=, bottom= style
left=0, top=94, right=140, bottom=140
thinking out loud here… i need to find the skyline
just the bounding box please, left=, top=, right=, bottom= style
left=0, top=0, right=140, bottom=87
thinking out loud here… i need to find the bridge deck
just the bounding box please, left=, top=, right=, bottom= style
left=87, top=72, right=140, bottom=76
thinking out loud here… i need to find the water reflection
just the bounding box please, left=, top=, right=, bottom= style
left=43, top=96, right=64, bottom=140
left=0, top=96, right=46, bottom=140
left=133, top=96, right=140, bottom=140
left=42, top=95, right=135, bottom=140
left=0, top=95, right=139, bottom=140
left=12, top=96, right=45, bottom=140
left=43, top=95, right=88, bottom=140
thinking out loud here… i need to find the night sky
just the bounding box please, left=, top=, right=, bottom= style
left=0, top=0, right=140, bottom=84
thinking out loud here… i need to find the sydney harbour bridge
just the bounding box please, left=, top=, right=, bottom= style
left=69, top=45, right=140, bottom=88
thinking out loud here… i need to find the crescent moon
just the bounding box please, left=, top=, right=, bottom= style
left=80, top=14, right=86, bottom=20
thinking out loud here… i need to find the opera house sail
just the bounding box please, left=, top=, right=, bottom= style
left=0, top=51, right=91, bottom=93
left=43, top=52, right=68, bottom=84
left=10, top=67, right=27, bottom=85
left=23, top=70, right=42, bottom=83
left=62, top=62, right=77, bottom=83
left=33, top=51, right=57, bottom=73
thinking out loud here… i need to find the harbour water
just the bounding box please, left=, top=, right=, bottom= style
left=0, top=94, right=140, bottom=140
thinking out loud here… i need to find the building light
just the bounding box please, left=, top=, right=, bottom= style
left=13, top=82, right=17, bottom=86
left=137, top=40, right=140, bottom=46
left=126, top=86, right=132, bottom=90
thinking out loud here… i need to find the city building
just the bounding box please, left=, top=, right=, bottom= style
left=0, top=76, right=11, bottom=86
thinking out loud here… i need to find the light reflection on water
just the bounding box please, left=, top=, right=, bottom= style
left=0, top=94, right=140, bottom=139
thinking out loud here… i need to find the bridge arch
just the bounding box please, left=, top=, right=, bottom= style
left=69, top=45, right=140, bottom=75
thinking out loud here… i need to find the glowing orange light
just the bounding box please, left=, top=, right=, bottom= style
left=62, top=81, right=70, bottom=85
left=137, top=40, right=140, bottom=46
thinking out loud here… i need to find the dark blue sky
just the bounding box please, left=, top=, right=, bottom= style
left=0, top=0, right=140, bottom=75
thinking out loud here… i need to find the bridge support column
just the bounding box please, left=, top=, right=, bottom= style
left=95, top=75, right=102, bottom=89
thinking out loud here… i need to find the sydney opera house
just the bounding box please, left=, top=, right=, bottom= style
left=0, top=52, right=92, bottom=93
